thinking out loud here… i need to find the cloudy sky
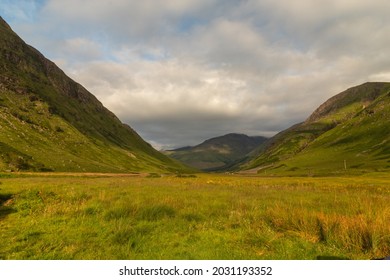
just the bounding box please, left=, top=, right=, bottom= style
left=1, top=0, right=390, bottom=149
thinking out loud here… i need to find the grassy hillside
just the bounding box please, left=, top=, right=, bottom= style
left=0, top=17, right=189, bottom=173
left=240, top=82, right=390, bottom=176
left=165, top=133, right=267, bottom=170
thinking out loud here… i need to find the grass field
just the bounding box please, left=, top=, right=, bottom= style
left=0, top=173, right=389, bottom=260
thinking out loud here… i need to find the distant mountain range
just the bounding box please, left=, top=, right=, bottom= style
left=238, top=82, right=390, bottom=175
left=165, top=133, right=267, bottom=170
left=0, top=17, right=189, bottom=173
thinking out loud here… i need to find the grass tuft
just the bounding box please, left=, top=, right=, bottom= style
left=138, top=205, right=176, bottom=221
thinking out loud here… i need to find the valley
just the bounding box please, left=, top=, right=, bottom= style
left=0, top=16, right=389, bottom=261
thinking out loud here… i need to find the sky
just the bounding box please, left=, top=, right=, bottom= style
left=1, top=0, right=390, bottom=150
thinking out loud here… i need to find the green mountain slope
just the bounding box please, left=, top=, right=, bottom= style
left=240, top=82, right=390, bottom=175
left=0, top=17, right=188, bottom=173
left=165, top=133, right=267, bottom=170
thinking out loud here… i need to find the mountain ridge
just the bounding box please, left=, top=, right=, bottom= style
left=239, top=82, right=390, bottom=175
left=165, top=133, right=267, bottom=170
left=0, top=17, right=189, bottom=173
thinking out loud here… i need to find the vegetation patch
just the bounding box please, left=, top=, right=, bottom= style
left=138, top=205, right=176, bottom=221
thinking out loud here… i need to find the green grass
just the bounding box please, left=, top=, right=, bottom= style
left=1, top=173, right=389, bottom=260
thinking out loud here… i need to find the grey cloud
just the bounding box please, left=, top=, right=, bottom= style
left=41, top=0, right=220, bottom=42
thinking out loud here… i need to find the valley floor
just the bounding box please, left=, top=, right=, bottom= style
left=0, top=173, right=389, bottom=260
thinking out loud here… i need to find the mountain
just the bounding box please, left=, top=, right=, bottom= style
left=165, top=133, right=267, bottom=170
left=239, top=82, right=390, bottom=175
left=0, top=17, right=189, bottom=173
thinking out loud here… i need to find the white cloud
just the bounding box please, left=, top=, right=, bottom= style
left=69, top=58, right=248, bottom=120
left=369, top=72, right=390, bottom=81
left=50, top=38, right=103, bottom=62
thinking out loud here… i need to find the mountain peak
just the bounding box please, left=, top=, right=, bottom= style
left=166, top=133, right=268, bottom=171
left=0, top=17, right=12, bottom=30
left=306, top=82, right=390, bottom=123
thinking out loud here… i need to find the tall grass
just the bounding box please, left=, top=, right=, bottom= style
left=0, top=174, right=389, bottom=259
